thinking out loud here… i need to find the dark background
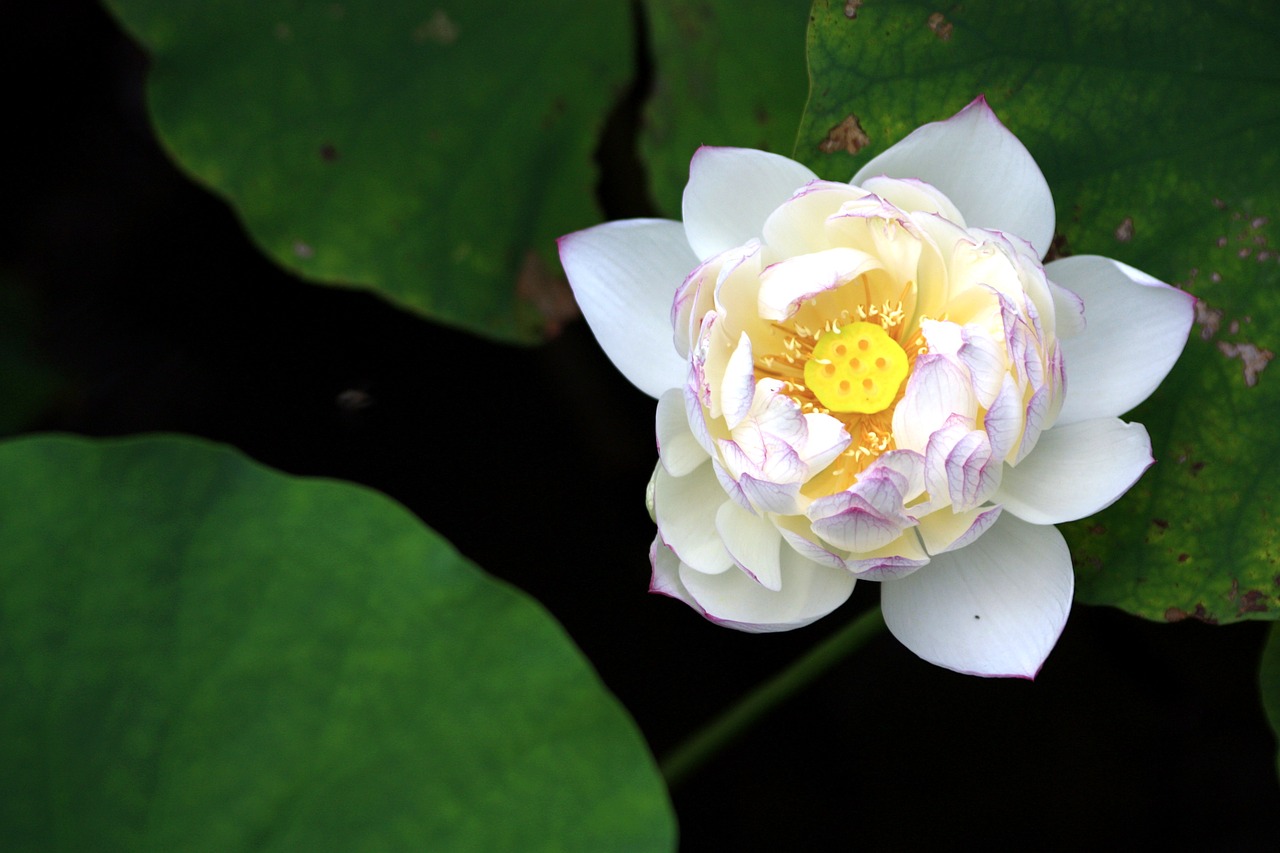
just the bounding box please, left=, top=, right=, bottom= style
left=8, top=2, right=1279, bottom=849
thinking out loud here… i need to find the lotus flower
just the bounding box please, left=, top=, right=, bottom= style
left=558, top=98, right=1193, bottom=677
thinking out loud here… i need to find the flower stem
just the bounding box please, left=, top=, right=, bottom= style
left=659, top=605, right=886, bottom=789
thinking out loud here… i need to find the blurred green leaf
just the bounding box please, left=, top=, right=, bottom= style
left=800, top=0, right=1280, bottom=623
left=0, top=434, right=674, bottom=851
left=641, top=0, right=810, bottom=217
left=102, top=0, right=632, bottom=343
left=1262, top=625, right=1280, bottom=777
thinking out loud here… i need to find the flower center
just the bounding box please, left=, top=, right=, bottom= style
left=803, top=322, right=909, bottom=414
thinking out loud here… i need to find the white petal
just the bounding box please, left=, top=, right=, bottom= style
left=716, top=500, right=783, bottom=591
left=1048, top=255, right=1195, bottom=425
left=653, top=462, right=733, bottom=574
left=683, top=147, right=818, bottom=261
left=881, top=513, right=1073, bottom=677
left=995, top=418, right=1153, bottom=524
left=678, top=546, right=856, bottom=633
left=558, top=219, right=695, bottom=397
left=852, top=97, right=1055, bottom=259
left=656, top=388, right=708, bottom=476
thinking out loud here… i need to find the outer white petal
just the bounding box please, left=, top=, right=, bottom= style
left=881, top=513, right=1072, bottom=678
left=678, top=544, right=856, bottom=633
left=558, top=219, right=695, bottom=397
left=851, top=97, right=1055, bottom=259
left=656, top=388, right=708, bottom=476
left=1048, top=255, right=1195, bottom=425
left=653, top=462, right=733, bottom=574
left=682, top=146, right=818, bottom=261
left=995, top=418, right=1153, bottom=524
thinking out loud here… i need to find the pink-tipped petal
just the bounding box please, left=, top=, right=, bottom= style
left=649, top=535, right=695, bottom=602
left=721, top=332, right=756, bottom=430
left=858, top=176, right=966, bottom=224
left=1048, top=255, right=1195, bottom=425
left=881, top=513, right=1073, bottom=677
left=558, top=219, right=695, bottom=397
left=891, top=354, right=979, bottom=453
left=683, top=147, right=818, bottom=261
left=996, top=418, right=1153, bottom=524
left=917, top=505, right=1003, bottom=555
left=852, top=97, right=1055, bottom=259
left=757, top=247, right=880, bottom=321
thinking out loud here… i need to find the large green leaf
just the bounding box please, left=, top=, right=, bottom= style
left=640, top=0, right=811, bottom=217
left=800, top=0, right=1280, bottom=623
left=102, top=0, right=631, bottom=343
left=0, top=435, right=674, bottom=851
left=1262, top=625, right=1280, bottom=778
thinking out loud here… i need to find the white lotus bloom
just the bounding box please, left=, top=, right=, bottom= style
left=559, top=98, right=1193, bottom=677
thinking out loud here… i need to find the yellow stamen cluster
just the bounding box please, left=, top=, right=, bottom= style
left=756, top=284, right=929, bottom=490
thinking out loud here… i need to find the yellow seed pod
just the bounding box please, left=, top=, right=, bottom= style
left=803, top=321, right=910, bottom=414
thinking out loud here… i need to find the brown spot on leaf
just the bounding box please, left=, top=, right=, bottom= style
left=1216, top=340, right=1274, bottom=387
left=927, top=12, right=954, bottom=40
left=1088, top=524, right=1106, bottom=535
left=1152, top=518, right=1169, bottom=530
left=1238, top=589, right=1269, bottom=615
left=1191, top=604, right=1219, bottom=624
left=292, top=240, right=314, bottom=259
left=516, top=250, right=578, bottom=338
left=1165, top=607, right=1188, bottom=622
left=844, top=0, right=864, bottom=19
left=1178, top=553, right=1190, bottom=563
left=319, top=143, right=338, bottom=162
left=1194, top=298, right=1223, bottom=340
left=414, top=9, right=459, bottom=45
left=1114, top=216, right=1135, bottom=242
left=819, top=115, right=871, bottom=156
